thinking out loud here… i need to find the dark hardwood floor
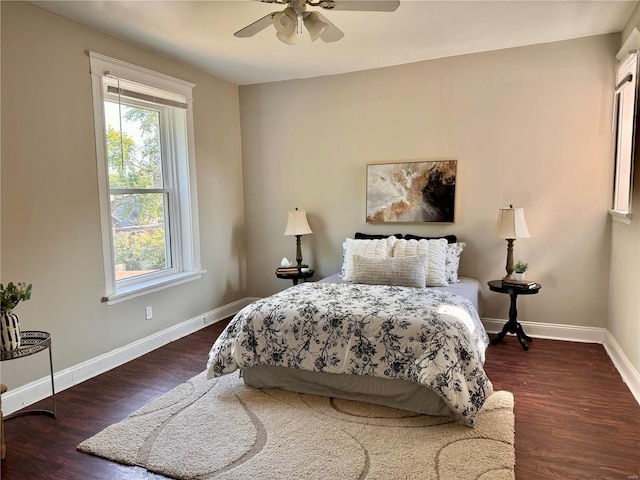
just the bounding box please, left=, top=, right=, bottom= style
left=1, top=321, right=638, bottom=479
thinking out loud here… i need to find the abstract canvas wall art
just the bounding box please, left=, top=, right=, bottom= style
left=366, top=160, right=456, bottom=223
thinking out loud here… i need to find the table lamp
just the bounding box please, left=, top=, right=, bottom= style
left=495, top=205, right=531, bottom=279
left=284, top=208, right=313, bottom=272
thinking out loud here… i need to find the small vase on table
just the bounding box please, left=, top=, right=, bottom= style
left=0, top=281, right=32, bottom=351
left=1, top=310, right=22, bottom=351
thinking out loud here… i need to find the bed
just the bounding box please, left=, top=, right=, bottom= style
left=206, top=235, right=493, bottom=427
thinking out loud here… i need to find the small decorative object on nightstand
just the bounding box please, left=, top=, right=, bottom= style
left=488, top=279, right=541, bottom=350
left=514, top=260, right=528, bottom=281
left=280, top=257, right=293, bottom=268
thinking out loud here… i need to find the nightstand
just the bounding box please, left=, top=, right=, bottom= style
left=487, top=280, right=541, bottom=350
left=276, top=269, right=315, bottom=286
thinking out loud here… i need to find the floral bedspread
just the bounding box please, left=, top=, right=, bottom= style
left=206, top=282, right=493, bottom=427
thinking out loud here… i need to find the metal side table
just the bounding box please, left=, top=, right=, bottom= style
left=0, top=331, right=56, bottom=418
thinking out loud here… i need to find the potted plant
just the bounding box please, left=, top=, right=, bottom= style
left=300, top=264, right=310, bottom=273
left=1, top=282, right=32, bottom=351
left=514, top=261, right=528, bottom=281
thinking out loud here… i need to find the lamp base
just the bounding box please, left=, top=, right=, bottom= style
left=295, top=234, right=303, bottom=273
left=503, top=238, right=515, bottom=280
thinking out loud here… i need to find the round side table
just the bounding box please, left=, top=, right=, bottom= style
left=276, top=269, right=315, bottom=286
left=487, top=280, right=541, bottom=351
left=1, top=331, right=56, bottom=418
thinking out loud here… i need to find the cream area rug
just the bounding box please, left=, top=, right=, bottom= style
left=78, top=371, right=515, bottom=480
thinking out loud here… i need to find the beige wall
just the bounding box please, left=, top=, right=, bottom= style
left=1, top=2, right=246, bottom=388
left=609, top=4, right=640, bottom=378
left=240, top=35, right=618, bottom=330
left=2, top=1, right=634, bottom=395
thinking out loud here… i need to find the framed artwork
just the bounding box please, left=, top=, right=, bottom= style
left=366, top=160, right=456, bottom=223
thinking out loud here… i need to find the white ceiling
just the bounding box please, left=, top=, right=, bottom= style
left=30, top=0, right=637, bottom=85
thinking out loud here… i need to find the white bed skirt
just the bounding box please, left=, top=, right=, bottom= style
left=242, top=365, right=452, bottom=416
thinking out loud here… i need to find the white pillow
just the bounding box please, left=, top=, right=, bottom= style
left=392, top=238, right=448, bottom=287
left=352, top=255, right=427, bottom=288
left=342, top=237, right=397, bottom=281
left=445, top=242, right=466, bottom=283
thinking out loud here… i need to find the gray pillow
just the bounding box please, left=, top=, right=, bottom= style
left=352, top=255, right=427, bottom=288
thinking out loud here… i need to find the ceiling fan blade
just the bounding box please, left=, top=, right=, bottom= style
left=312, top=11, right=345, bottom=43
left=317, top=0, right=400, bottom=12
left=234, top=13, right=276, bottom=38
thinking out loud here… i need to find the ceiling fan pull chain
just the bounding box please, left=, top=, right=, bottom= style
left=297, top=12, right=303, bottom=34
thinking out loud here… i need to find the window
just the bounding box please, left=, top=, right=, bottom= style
left=89, top=52, right=203, bottom=304
left=611, top=35, right=640, bottom=224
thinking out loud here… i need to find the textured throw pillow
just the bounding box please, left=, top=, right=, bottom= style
left=445, top=242, right=466, bottom=283
left=392, top=238, right=448, bottom=287
left=404, top=234, right=457, bottom=244
left=352, top=255, right=427, bottom=288
left=342, top=237, right=397, bottom=281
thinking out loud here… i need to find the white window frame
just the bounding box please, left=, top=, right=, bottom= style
left=89, top=52, right=204, bottom=304
left=610, top=30, right=640, bottom=225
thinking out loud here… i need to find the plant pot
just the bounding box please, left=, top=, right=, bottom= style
left=514, top=272, right=526, bottom=281
left=1, top=311, right=22, bottom=351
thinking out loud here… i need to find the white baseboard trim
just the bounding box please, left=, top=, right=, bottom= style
left=2, top=297, right=258, bottom=416
left=603, top=330, right=640, bottom=406
left=482, top=317, right=606, bottom=343
left=5, top=309, right=638, bottom=414
left=484, top=317, right=640, bottom=407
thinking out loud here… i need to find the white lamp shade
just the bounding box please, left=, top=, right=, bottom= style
left=304, top=12, right=328, bottom=42
left=276, top=30, right=297, bottom=44
left=273, top=8, right=296, bottom=35
left=494, top=207, right=531, bottom=239
left=284, top=209, right=313, bottom=236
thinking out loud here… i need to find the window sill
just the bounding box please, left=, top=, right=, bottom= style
left=608, top=209, right=632, bottom=225
left=102, top=270, right=206, bottom=305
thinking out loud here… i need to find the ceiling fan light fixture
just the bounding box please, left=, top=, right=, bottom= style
left=303, top=12, right=328, bottom=42
left=235, top=0, right=399, bottom=43
left=273, top=7, right=297, bottom=35
left=276, top=30, right=297, bottom=45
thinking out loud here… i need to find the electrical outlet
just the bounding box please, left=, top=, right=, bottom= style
left=145, top=306, right=153, bottom=320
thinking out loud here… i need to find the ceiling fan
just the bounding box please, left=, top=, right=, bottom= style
left=234, top=0, right=400, bottom=45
